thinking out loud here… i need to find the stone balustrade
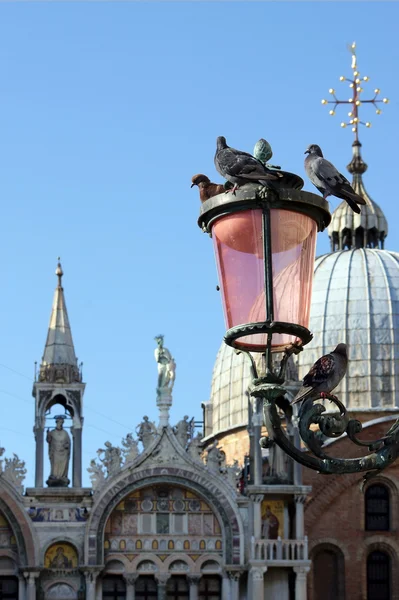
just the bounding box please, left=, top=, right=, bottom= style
left=250, top=536, right=308, bottom=563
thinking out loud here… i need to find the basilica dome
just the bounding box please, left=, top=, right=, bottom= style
left=297, top=247, right=399, bottom=410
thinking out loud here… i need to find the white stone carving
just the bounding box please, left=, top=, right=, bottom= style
left=136, top=417, right=158, bottom=450
left=187, top=433, right=204, bottom=462
left=137, top=560, right=157, bottom=572
left=121, top=433, right=139, bottom=464
left=87, top=459, right=106, bottom=492
left=0, top=449, right=26, bottom=494
left=170, top=560, right=189, bottom=572
left=97, top=442, right=122, bottom=477
left=46, top=583, right=77, bottom=599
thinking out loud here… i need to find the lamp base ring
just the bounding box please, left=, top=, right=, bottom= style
left=224, top=321, right=313, bottom=352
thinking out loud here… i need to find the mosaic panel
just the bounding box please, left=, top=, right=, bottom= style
left=104, top=485, right=223, bottom=557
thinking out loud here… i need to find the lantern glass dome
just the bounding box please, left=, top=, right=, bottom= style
left=212, top=207, right=317, bottom=351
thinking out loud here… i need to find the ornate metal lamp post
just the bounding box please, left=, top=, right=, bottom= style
left=198, top=46, right=399, bottom=479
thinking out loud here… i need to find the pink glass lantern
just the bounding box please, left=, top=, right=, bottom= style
left=198, top=184, right=330, bottom=353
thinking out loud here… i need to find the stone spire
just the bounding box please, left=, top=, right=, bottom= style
left=328, top=141, right=388, bottom=252
left=38, top=260, right=81, bottom=384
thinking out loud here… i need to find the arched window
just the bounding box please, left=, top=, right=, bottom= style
left=166, top=576, right=189, bottom=599
left=135, top=577, right=157, bottom=599
left=312, top=545, right=345, bottom=600
left=102, top=576, right=126, bottom=600
left=199, top=576, right=221, bottom=600
left=365, top=485, right=390, bottom=531
left=367, top=551, right=391, bottom=600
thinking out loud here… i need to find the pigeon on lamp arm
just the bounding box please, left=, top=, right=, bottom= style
left=304, top=144, right=366, bottom=213
left=214, top=136, right=282, bottom=195
left=291, top=343, right=348, bottom=408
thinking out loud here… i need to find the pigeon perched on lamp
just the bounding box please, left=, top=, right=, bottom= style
left=214, top=136, right=282, bottom=194
left=291, top=343, right=348, bottom=406
left=191, top=174, right=225, bottom=203
left=304, top=144, right=366, bottom=213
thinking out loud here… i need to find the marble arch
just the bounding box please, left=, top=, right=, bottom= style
left=85, top=466, right=243, bottom=566
left=0, top=479, right=37, bottom=566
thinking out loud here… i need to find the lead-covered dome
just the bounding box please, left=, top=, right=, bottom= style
left=297, top=248, right=399, bottom=410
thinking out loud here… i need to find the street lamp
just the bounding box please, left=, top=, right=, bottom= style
left=198, top=180, right=399, bottom=478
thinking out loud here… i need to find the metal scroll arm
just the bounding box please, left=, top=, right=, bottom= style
left=238, top=340, right=399, bottom=478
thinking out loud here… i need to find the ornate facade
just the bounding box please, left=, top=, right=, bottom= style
left=0, top=262, right=309, bottom=600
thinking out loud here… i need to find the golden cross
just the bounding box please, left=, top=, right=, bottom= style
left=321, top=42, right=389, bottom=142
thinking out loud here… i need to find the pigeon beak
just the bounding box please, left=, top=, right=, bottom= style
left=304, top=149, right=310, bottom=154
left=190, top=183, right=195, bottom=188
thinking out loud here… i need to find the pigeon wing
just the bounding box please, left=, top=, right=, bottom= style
left=303, top=354, right=335, bottom=387
left=224, top=150, right=279, bottom=181
left=314, top=158, right=366, bottom=205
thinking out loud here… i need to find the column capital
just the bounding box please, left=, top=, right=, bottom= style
left=83, top=568, right=101, bottom=583
left=227, top=570, right=242, bottom=582
left=123, top=573, right=139, bottom=586
left=294, top=494, right=307, bottom=504
left=154, top=573, right=169, bottom=585
left=23, top=571, right=40, bottom=585
left=293, top=566, right=310, bottom=576
left=187, top=575, right=201, bottom=585
left=250, top=566, right=267, bottom=580
left=250, top=494, right=264, bottom=503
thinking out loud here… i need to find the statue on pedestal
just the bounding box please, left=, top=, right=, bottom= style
left=121, top=433, right=139, bottom=464
left=136, top=416, right=157, bottom=450
left=97, top=442, right=122, bottom=478
left=87, top=459, right=106, bottom=492
left=46, top=416, right=71, bottom=487
left=174, top=416, right=194, bottom=448
left=206, top=440, right=226, bottom=473
left=154, top=335, right=176, bottom=395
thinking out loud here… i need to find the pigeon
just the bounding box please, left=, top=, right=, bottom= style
left=253, top=138, right=273, bottom=164
left=214, top=136, right=282, bottom=194
left=304, top=144, right=366, bottom=214
left=191, top=174, right=225, bottom=203
left=291, top=343, right=348, bottom=406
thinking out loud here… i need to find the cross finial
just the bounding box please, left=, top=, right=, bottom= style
left=321, top=42, right=389, bottom=142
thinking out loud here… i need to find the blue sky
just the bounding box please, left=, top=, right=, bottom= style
left=0, top=2, right=397, bottom=487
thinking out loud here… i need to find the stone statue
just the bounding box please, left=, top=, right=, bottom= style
left=97, top=442, right=122, bottom=478
left=154, top=335, right=176, bottom=393
left=173, top=416, right=193, bottom=448
left=87, top=459, right=106, bottom=492
left=206, top=440, right=226, bottom=473
left=268, top=441, right=290, bottom=482
left=121, top=433, right=139, bottom=464
left=46, top=416, right=71, bottom=487
left=136, top=416, right=157, bottom=450
left=225, top=459, right=241, bottom=490
left=187, top=433, right=204, bottom=462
